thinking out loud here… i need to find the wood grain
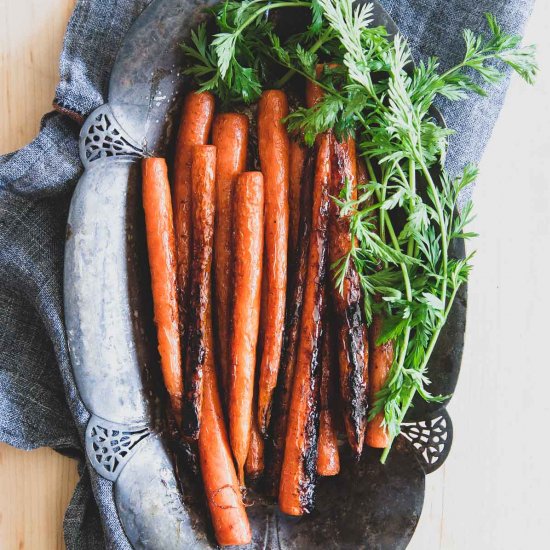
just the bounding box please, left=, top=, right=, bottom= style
left=0, top=2, right=79, bottom=550
left=1, top=1, right=549, bottom=549
left=0, top=445, right=79, bottom=550
left=0, top=0, right=75, bottom=154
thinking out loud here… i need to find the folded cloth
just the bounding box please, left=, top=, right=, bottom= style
left=0, top=0, right=534, bottom=548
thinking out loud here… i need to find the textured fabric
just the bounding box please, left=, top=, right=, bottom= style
left=0, top=0, right=534, bottom=548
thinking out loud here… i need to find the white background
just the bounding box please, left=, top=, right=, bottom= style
left=411, top=1, right=550, bottom=547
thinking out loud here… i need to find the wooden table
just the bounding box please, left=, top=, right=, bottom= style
left=1, top=1, right=549, bottom=548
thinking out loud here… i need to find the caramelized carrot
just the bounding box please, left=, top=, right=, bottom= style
left=212, top=113, right=249, bottom=396
left=279, top=133, right=331, bottom=516
left=305, top=68, right=326, bottom=108
left=182, top=145, right=216, bottom=439
left=266, top=149, right=315, bottom=496
left=316, top=315, right=340, bottom=476
left=356, top=156, right=392, bottom=449
left=329, top=136, right=369, bottom=458
left=257, top=90, right=290, bottom=434
left=365, top=314, right=394, bottom=448
left=229, top=172, right=264, bottom=483
left=306, top=70, right=370, bottom=455
left=199, top=308, right=252, bottom=547
left=288, top=139, right=307, bottom=263
left=245, top=402, right=265, bottom=478
left=142, top=158, right=183, bottom=422
left=173, top=92, right=215, bottom=355
left=305, top=63, right=337, bottom=111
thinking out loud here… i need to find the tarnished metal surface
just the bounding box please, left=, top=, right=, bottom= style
left=63, top=0, right=466, bottom=548
left=115, top=435, right=210, bottom=549
left=109, top=0, right=218, bottom=157
left=65, top=159, right=152, bottom=425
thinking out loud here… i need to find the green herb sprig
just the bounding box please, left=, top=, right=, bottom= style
left=183, top=0, right=537, bottom=462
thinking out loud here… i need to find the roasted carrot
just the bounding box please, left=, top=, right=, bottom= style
left=229, top=172, right=264, bottom=484
left=288, top=139, right=307, bottom=263
left=316, top=315, right=340, bottom=476
left=356, top=157, right=392, bottom=449
left=245, top=402, right=265, bottom=478
left=257, top=90, right=290, bottom=434
left=306, top=70, right=370, bottom=455
left=173, top=92, right=215, bottom=355
left=305, top=63, right=338, bottom=111
left=265, top=149, right=315, bottom=496
left=279, top=132, right=331, bottom=516
left=365, top=314, right=394, bottom=448
left=142, top=158, right=183, bottom=422
left=199, top=307, right=252, bottom=547
left=212, top=113, right=249, bottom=396
left=182, top=145, right=216, bottom=439
left=305, top=68, right=326, bottom=108
left=329, top=136, right=369, bottom=458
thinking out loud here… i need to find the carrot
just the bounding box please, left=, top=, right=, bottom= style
left=199, top=307, right=252, bottom=547
left=265, top=149, right=315, bottom=496
left=279, top=132, right=331, bottom=516
left=257, top=90, right=290, bottom=434
left=316, top=315, right=340, bottom=476
left=245, top=400, right=265, bottom=478
left=305, top=63, right=338, bottom=111
left=229, top=172, right=264, bottom=484
left=306, top=69, right=370, bottom=455
left=142, top=158, right=183, bottom=423
left=305, top=67, right=326, bottom=108
left=173, top=92, right=215, bottom=358
left=365, top=314, right=394, bottom=448
left=355, top=157, right=393, bottom=448
left=288, top=139, right=307, bottom=264
left=212, top=113, right=249, bottom=397
left=328, top=136, right=369, bottom=458
left=182, top=145, right=216, bottom=439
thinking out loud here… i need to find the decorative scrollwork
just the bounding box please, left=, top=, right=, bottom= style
left=80, top=105, right=143, bottom=166
left=86, top=415, right=150, bottom=482
left=400, top=409, right=453, bottom=474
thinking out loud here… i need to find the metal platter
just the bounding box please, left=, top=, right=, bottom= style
left=63, top=1, right=467, bottom=548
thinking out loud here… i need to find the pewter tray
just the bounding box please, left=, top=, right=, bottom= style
left=63, top=1, right=467, bottom=548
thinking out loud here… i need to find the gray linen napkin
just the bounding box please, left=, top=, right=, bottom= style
left=0, top=0, right=534, bottom=548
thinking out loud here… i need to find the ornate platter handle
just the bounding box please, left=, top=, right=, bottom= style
left=401, top=407, right=453, bottom=474
left=80, top=105, right=143, bottom=167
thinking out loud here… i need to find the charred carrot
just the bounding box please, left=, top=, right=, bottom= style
left=173, top=92, right=215, bottom=354
left=199, top=308, right=252, bottom=547
left=182, top=145, right=216, bottom=439
left=279, top=132, right=331, bottom=516
left=365, top=314, right=394, bottom=448
left=316, top=315, right=340, bottom=476
left=257, top=90, right=290, bottom=434
left=265, top=149, right=315, bottom=496
left=142, top=158, right=183, bottom=422
left=212, top=113, right=249, bottom=396
left=329, top=136, right=369, bottom=458
left=229, top=172, right=264, bottom=484
left=288, top=139, right=307, bottom=264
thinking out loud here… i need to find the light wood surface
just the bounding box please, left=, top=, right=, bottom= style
left=1, top=1, right=549, bottom=549
left=1, top=3, right=79, bottom=550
